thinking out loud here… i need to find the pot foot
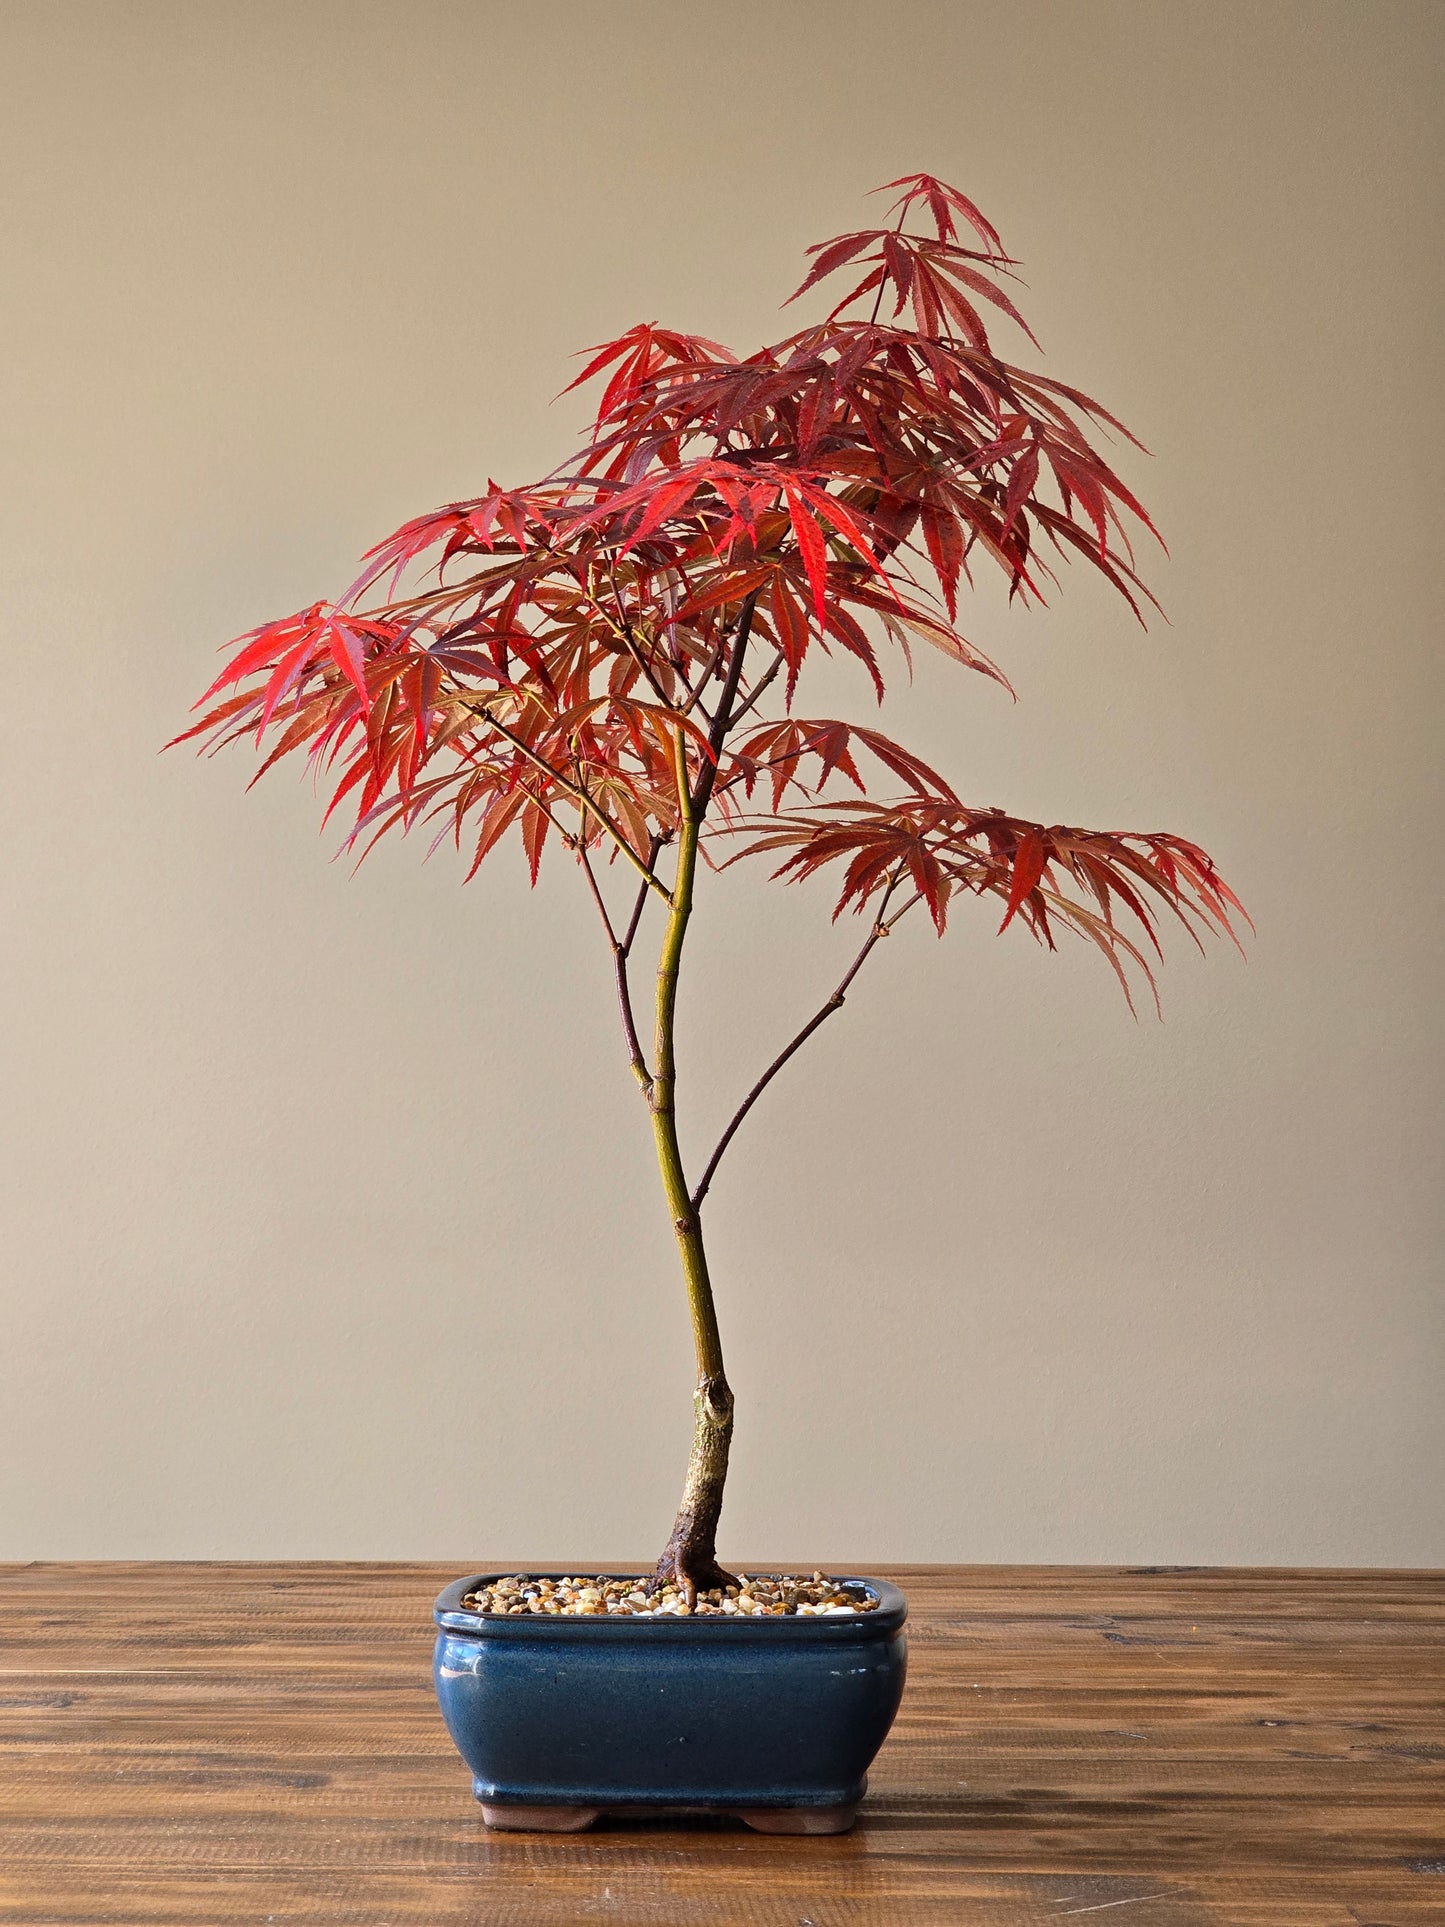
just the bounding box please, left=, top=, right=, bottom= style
left=739, top=1801, right=859, bottom=1834
left=478, top=1802, right=601, bottom=1832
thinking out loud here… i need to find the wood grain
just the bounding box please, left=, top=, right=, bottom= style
left=1, top=1564, right=1442, bottom=1924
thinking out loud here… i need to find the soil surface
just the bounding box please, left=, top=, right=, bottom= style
left=460, top=1572, right=881, bottom=1617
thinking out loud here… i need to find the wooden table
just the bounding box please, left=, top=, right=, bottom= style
left=2, top=1564, right=1442, bottom=1924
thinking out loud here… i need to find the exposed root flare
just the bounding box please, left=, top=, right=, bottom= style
left=649, top=1371, right=736, bottom=1608
left=645, top=1549, right=742, bottom=1610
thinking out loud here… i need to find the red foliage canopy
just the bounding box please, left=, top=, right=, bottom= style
left=176, top=175, right=1244, bottom=1004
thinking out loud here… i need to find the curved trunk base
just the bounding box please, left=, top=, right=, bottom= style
left=649, top=1373, right=739, bottom=1607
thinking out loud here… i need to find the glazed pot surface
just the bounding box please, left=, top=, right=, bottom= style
left=433, top=1572, right=907, bottom=1822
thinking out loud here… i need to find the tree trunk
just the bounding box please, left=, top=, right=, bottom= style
left=646, top=731, right=739, bottom=1606
left=651, top=1369, right=737, bottom=1602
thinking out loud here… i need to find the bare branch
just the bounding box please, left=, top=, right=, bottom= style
left=676, top=626, right=731, bottom=721
left=724, top=646, right=785, bottom=732
left=690, top=592, right=759, bottom=820
left=574, top=838, right=619, bottom=948
left=557, top=814, right=657, bottom=1096
left=615, top=941, right=654, bottom=1094
left=690, top=873, right=915, bottom=1212
left=621, top=833, right=667, bottom=956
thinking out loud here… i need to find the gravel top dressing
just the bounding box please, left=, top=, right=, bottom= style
left=461, top=1573, right=881, bottom=1618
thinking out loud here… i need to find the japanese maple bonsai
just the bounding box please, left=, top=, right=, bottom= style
left=179, top=174, right=1240, bottom=1642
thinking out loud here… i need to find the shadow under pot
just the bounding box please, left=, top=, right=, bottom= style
left=432, top=1572, right=908, bottom=1832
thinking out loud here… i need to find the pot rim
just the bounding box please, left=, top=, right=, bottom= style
left=434, top=1570, right=908, bottom=1640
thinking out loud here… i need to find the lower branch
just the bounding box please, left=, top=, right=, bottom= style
left=690, top=879, right=915, bottom=1213
left=691, top=996, right=845, bottom=1214
left=614, top=942, right=652, bottom=1094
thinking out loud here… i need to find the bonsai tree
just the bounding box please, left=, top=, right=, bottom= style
left=177, top=176, right=1244, bottom=1604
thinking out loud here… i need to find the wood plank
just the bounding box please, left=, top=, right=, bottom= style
left=0, top=1563, right=1441, bottom=1924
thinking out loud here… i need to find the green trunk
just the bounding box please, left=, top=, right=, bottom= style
left=647, top=744, right=737, bottom=1604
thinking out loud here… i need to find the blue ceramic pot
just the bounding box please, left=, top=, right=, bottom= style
left=433, top=1572, right=908, bottom=1831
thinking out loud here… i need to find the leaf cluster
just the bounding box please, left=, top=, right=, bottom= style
left=175, top=175, right=1242, bottom=1000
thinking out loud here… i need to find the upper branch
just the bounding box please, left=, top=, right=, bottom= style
left=574, top=838, right=619, bottom=947
left=721, top=646, right=784, bottom=734
left=621, top=833, right=667, bottom=955
left=448, top=690, right=674, bottom=906
left=689, top=591, right=759, bottom=821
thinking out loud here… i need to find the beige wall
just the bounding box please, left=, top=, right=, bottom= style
left=1, top=0, right=1440, bottom=1566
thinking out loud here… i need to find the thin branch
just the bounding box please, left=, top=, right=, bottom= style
left=447, top=691, right=673, bottom=905
left=624, top=557, right=689, bottom=685
left=690, top=876, right=914, bottom=1213
left=615, top=940, right=654, bottom=1095
left=590, top=558, right=672, bottom=706
left=676, top=626, right=731, bottom=721
left=690, top=592, right=759, bottom=820
left=601, top=828, right=674, bottom=1102
left=724, top=646, right=785, bottom=732
left=567, top=816, right=658, bottom=1095
left=699, top=723, right=873, bottom=820
left=621, top=833, right=667, bottom=956
left=574, top=838, right=619, bottom=948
